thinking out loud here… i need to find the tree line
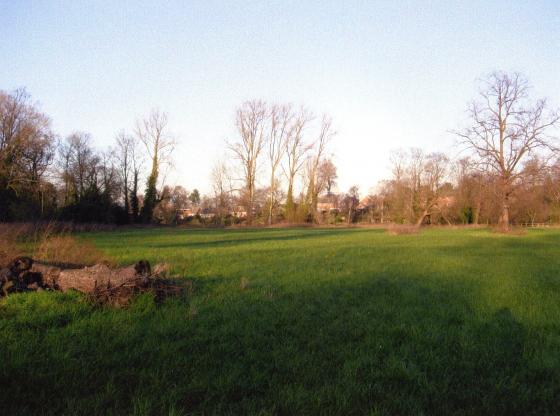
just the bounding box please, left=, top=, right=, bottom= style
left=0, top=89, right=179, bottom=224
left=1, top=71, right=558, bottom=229
left=374, top=72, right=559, bottom=231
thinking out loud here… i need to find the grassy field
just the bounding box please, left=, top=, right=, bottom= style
left=1, top=227, right=560, bottom=415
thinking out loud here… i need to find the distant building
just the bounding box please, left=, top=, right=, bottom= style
left=176, top=207, right=199, bottom=220
left=317, top=193, right=339, bottom=213
left=231, top=206, right=247, bottom=218
left=357, top=195, right=375, bottom=211
left=437, top=195, right=455, bottom=209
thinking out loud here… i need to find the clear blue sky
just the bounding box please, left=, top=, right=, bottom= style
left=2, top=0, right=559, bottom=194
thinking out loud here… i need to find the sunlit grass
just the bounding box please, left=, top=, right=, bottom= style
left=1, top=227, right=560, bottom=414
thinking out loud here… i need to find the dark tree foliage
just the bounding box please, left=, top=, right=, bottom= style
left=0, top=89, right=170, bottom=225
left=0, top=89, right=56, bottom=221
left=141, top=166, right=158, bottom=223
left=130, top=170, right=140, bottom=223
left=189, top=189, right=200, bottom=205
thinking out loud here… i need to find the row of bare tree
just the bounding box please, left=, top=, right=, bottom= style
left=1, top=71, right=558, bottom=228
left=455, top=72, right=560, bottom=230
left=369, top=148, right=560, bottom=228
left=224, top=100, right=337, bottom=224
left=0, top=89, right=55, bottom=220
left=208, top=73, right=558, bottom=230
left=361, top=72, right=559, bottom=230
left=0, top=87, right=176, bottom=223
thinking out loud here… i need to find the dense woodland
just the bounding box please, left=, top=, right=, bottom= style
left=1, top=71, right=558, bottom=229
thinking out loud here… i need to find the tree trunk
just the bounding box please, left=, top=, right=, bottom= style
left=268, top=171, right=275, bottom=225
left=268, top=196, right=273, bottom=225
left=142, top=154, right=159, bottom=223
left=416, top=210, right=428, bottom=226
left=286, top=180, right=294, bottom=222
left=498, top=196, right=510, bottom=231
left=123, top=184, right=129, bottom=223
left=311, top=191, right=319, bottom=224
left=473, top=198, right=481, bottom=225
left=31, top=263, right=142, bottom=292
left=25, top=261, right=182, bottom=307
left=246, top=183, right=254, bottom=225
left=305, top=178, right=315, bottom=223
left=131, top=170, right=139, bottom=222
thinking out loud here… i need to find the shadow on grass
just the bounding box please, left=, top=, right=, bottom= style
left=150, top=228, right=378, bottom=249
left=1, top=271, right=556, bottom=416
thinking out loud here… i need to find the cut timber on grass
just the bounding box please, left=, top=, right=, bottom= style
left=3, top=258, right=185, bottom=307
left=29, top=262, right=142, bottom=292
left=56, top=264, right=140, bottom=293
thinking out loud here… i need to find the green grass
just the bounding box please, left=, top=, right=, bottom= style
left=2, top=227, right=560, bottom=415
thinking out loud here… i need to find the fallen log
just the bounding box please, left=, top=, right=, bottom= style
left=1, top=256, right=40, bottom=295
left=29, top=262, right=62, bottom=289
left=57, top=263, right=141, bottom=293
left=2, top=258, right=185, bottom=306
left=87, top=274, right=183, bottom=307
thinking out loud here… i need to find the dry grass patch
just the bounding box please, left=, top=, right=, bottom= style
left=386, top=224, right=421, bottom=235
left=0, top=222, right=112, bottom=268
left=490, top=226, right=527, bottom=236
left=0, top=223, right=30, bottom=267
left=33, top=235, right=111, bottom=267
left=0, top=236, right=22, bottom=268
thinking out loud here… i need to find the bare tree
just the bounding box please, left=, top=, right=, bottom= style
left=453, top=157, right=488, bottom=224
left=115, top=131, right=144, bottom=222
left=59, top=132, right=99, bottom=203
left=129, top=135, right=143, bottom=222
left=267, top=104, right=293, bottom=224
left=115, top=130, right=134, bottom=219
left=318, top=159, right=337, bottom=195
left=0, top=88, right=55, bottom=219
left=99, top=149, right=120, bottom=203
left=414, top=152, right=449, bottom=225
left=55, top=132, right=124, bottom=222
left=387, top=150, right=410, bottom=223
left=306, top=115, right=335, bottom=222
left=407, top=148, right=425, bottom=222
left=228, top=100, right=268, bottom=225
left=135, top=109, right=174, bottom=222
left=387, top=148, right=449, bottom=225
left=455, top=72, right=559, bottom=230
left=514, top=156, right=549, bottom=226
left=211, top=160, right=234, bottom=222
left=341, top=185, right=360, bottom=224
left=284, top=107, right=313, bottom=222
